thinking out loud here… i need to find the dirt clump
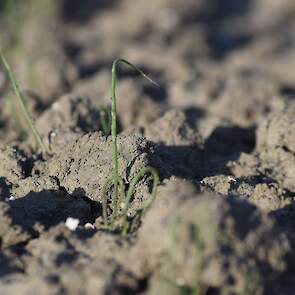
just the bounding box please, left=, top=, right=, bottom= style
left=256, top=102, right=295, bottom=192
left=44, top=132, right=159, bottom=217
left=139, top=178, right=290, bottom=295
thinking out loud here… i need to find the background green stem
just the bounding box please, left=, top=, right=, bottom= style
left=0, top=48, right=49, bottom=154
left=99, top=106, right=111, bottom=135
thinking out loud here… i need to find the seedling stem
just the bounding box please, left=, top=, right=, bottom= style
left=0, top=48, right=49, bottom=154
left=102, top=58, right=159, bottom=234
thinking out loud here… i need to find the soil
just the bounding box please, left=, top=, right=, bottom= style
left=1, top=1, right=295, bottom=294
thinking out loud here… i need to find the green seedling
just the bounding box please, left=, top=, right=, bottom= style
left=0, top=48, right=49, bottom=154
left=102, top=58, right=159, bottom=235
left=99, top=105, right=111, bottom=136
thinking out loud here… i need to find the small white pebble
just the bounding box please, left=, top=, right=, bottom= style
left=65, top=217, right=80, bottom=231
left=49, top=130, right=57, bottom=138
left=84, top=223, right=95, bottom=230
left=228, top=176, right=237, bottom=183
left=52, top=102, right=60, bottom=110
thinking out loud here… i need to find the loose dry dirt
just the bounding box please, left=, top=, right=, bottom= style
left=1, top=1, right=295, bottom=294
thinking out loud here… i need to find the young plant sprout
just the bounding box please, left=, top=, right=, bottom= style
left=99, top=105, right=111, bottom=136
left=0, top=48, right=50, bottom=154
left=102, top=58, right=159, bottom=235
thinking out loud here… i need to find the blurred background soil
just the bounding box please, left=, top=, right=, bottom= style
left=1, top=1, right=295, bottom=294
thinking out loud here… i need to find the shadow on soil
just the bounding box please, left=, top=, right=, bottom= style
left=153, top=124, right=255, bottom=181
left=0, top=188, right=99, bottom=277
left=0, top=252, right=22, bottom=277
left=61, top=0, right=118, bottom=23
left=6, top=188, right=98, bottom=236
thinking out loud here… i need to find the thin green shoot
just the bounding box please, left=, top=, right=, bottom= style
left=0, top=48, right=49, bottom=154
left=102, top=166, right=159, bottom=234
left=102, top=176, right=125, bottom=226
left=110, top=59, right=158, bottom=231
left=102, top=58, right=159, bottom=234
left=121, top=166, right=159, bottom=235
left=99, top=105, right=111, bottom=136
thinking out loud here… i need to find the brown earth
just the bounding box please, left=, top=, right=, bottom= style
left=1, top=1, right=295, bottom=294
